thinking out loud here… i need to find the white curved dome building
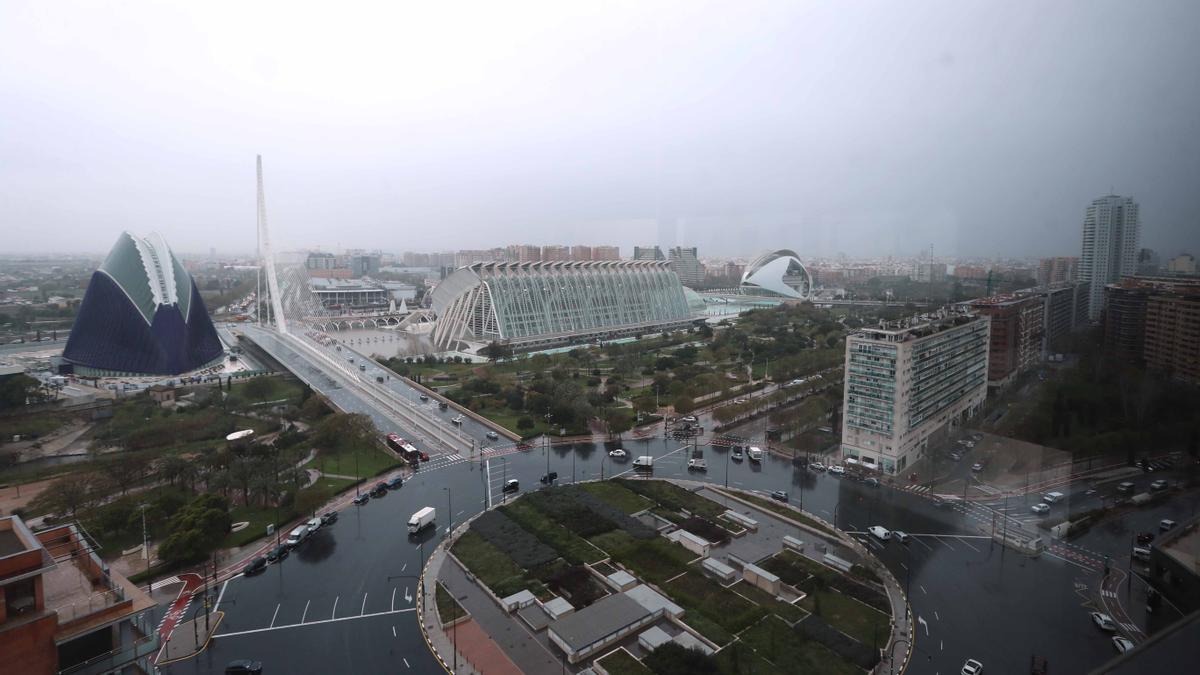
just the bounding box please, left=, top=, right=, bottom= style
left=740, top=250, right=814, bottom=300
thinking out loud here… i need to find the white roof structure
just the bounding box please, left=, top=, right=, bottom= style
left=740, top=250, right=814, bottom=300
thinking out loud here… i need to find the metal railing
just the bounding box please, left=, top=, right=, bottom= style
left=57, top=633, right=159, bottom=675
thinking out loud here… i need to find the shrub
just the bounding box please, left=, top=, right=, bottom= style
left=643, top=642, right=720, bottom=675
left=471, top=510, right=558, bottom=569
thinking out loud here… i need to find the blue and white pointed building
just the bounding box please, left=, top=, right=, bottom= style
left=63, top=232, right=223, bottom=376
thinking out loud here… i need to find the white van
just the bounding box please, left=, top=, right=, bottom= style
left=633, top=456, right=654, bottom=469
left=1043, top=491, right=1065, bottom=504
left=285, top=525, right=309, bottom=547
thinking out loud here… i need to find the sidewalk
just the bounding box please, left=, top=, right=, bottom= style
left=158, top=611, right=224, bottom=665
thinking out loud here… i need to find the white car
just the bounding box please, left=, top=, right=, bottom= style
left=1111, top=636, right=1134, bottom=653
left=485, top=431, right=500, bottom=440
left=608, top=449, right=627, bottom=459
left=809, top=462, right=826, bottom=472
left=868, top=526, right=891, bottom=541
left=961, top=659, right=983, bottom=675
left=1030, top=503, right=1050, bottom=515
left=1091, top=612, right=1116, bottom=631
left=829, top=465, right=846, bottom=475
left=893, top=531, right=910, bottom=544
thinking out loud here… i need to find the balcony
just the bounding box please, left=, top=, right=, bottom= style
left=57, top=633, right=160, bottom=675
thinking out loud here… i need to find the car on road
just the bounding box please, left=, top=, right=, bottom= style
left=370, top=482, right=388, bottom=497
left=809, top=462, right=825, bottom=472
left=893, top=531, right=910, bottom=544
left=687, top=458, right=707, bottom=472
left=770, top=490, right=788, bottom=502
left=1091, top=612, right=1117, bottom=631
left=451, top=415, right=465, bottom=425
left=439, top=401, right=449, bottom=410
left=266, top=544, right=288, bottom=563
left=1136, top=532, right=1154, bottom=544
left=353, top=493, right=370, bottom=505
left=829, top=465, right=845, bottom=475
left=486, top=430, right=500, bottom=440
left=516, top=442, right=532, bottom=450
left=1132, top=546, right=1151, bottom=561
left=609, top=448, right=627, bottom=459
left=680, top=415, right=698, bottom=424
left=419, top=393, right=429, bottom=401
left=386, top=476, right=404, bottom=490
left=971, top=462, right=983, bottom=472
left=734, top=398, right=748, bottom=404
left=241, top=557, right=267, bottom=577
left=949, top=452, right=962, bottom=461
left=321, top=511, right=338, bottom=526
left=1117, top=481, right=1135, bottom=493
left=868, top=526, right=891, bottom=541
left=864, top=477, right=880, bottom=487
left=1150, top=479, right=1168, bottom=491
left=1160, top=519, right=1177, bottom=531
left=731, top=447, right=744, bottom=461
left=502, top=479, right=520, bottom=493
left=540, top=472, right=558, bottom=484
left=961, top=658, right=983, bottom=675
left=1111, top=636, right=1134, bottom=653
left=1030, top=503, right=1050, bottom=515
left=224, top=660, right=263, bottom=675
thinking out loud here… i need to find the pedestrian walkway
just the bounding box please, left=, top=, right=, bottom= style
left=158, top=612, right=224, bottom=664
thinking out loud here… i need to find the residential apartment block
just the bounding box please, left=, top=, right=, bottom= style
left=1035, top=281, right=1089, bottom=350
left=1080, top=195, right=1140, bottom=320
left=1104, top=276, right=1200, bottom=384
left=0, top=516, right=157, bottom=675
left=841, top=312, right=990, bottom=475
left=969, top=294, right=1045, bottom=388
left=1037, top=256, right=1077, bottom=286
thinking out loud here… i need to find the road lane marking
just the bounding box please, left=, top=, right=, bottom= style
left=403, top=658, right=410, bottom=668
left=401, top=563, right=407, bottom=572
left=213, top=580, right=229, bottom=614
left=935, top=536, right=956, bottom=550
left=391, top=587, right=396, bottom=612
left=900, top=561, right=908, bottom=570
left=392, top=625, right=396, bottom=637
left=918, top=616, right=929, bottom=636
left=332, top=596, right=339, bottom=618
left=912, top=536, right=934, bottom=551
left=957, top=537, right=982, bottom=553
left=934, top=611, right=939, bottom=621
left=270, top=604, right=280, bottom=628
left=361, top=593, right=368, bottom=615
left=301, top=600, right=310, bottom=623
left=214, top=607, right=418, bottom=638
left=920, top=585, right=927, bottom=595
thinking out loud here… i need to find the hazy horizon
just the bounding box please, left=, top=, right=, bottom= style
left=2, top=1, right=1198, bottom=259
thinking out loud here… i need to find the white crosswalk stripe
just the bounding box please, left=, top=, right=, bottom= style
left=1102, top=590, right=1117, bottom=599
left=1120, top=622, right=1141, bottom=633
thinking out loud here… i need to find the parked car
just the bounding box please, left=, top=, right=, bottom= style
left=864, top=477, right=880, bottom=487
left=1111, top=636, right=1134, bottom=653
left=971, top=463, right=984, bottom=472
left=266, top=544, right=288, bottom=563
left=241, top=557, right=267, bottom=576
left=829, top=465, right=845, bottom=475
left=1117, top=481, right=1135, bottom=493
left=960, top=658, right=983, bottom=675
left=502, top=479, right=520, bottom=493
left=486, top=431, right=500, bottom=440
left=306, top=517, right=322, bottom=533
left=370, top=482, right=388, bottom=497
left=893, top=531, right=910, bottom=544
left=1091, top=612, right=1117, bottom=631
left=353, top=493, right=370, bottom=506
left=1160, top=519, right=1177, bottom=532
left=868, top=526, right=891, bottom=541
left=770, top=490, right=788, bottom=502
left=608, top=448, right=627, bottom=459
left=386, top=476, right=404, bottom=490
left=1150, top=479, right=1168, bottom=491
left=539, top=472, right=558, bottom=484
left=285, top=525, right=308, bottom=547
left=1136, top=532, right=1154, bottom=545
left=225, top=660, right=263, bottom=675
left=809, top=462, right=826, bottom=472
left=320, top=511, right=338, bottom=526
left=1030, top=503, right=1050, bottom=515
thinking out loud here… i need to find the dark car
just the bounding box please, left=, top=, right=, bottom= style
left=502, top=479, right=520, bottom=493
left=225, top=660, right=263, bottom=675
left=1136, top=532, right=1154, bottom=545
left=266, top=545, right=288, bottom=563
left=386, top=476, right=404, bottom=490
left=370, top=482, right=388, bottom=497
left=864, top=477, right=880, bottom=487
left=320, top=511, right=339, bottom=526
left=540, top=472, right=558, bottom=484
left=771, top=490, right=788, bottom=502
left=353, top=493, right=370, bottom=506
left=241, top=557, right=267, bottom=576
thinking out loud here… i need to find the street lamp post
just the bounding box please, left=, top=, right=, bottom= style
left=139, top=504, right=150, bottom=588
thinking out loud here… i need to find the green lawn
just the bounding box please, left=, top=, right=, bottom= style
left=315, top=446, right=401, bottom=478
left=614, top=479, right=726, bottom=519
left=663, top=570, right=768, bottom=638
left=0, top=412, right=72, bottom=440
left=760, top=550, right=837, bottom=586
left=729, top=581, right=809, bottom=625
left=578, top=481, right=654, bottom=514
left=738, top=616, right=861, bottom=675
left=798, top=588, right=889, bottom=646
left=595, top=648, right=652, bottom=675
left=728, top=492, right=834, bottom=534
left=587, top=529, right=694, bottom=584
left=436, top=582, right=467, bottom=624
left=450, top=530, right=526, bottom=594
left=714, top=640, right=788, bottom=675
left=227, top=377, right=307, bottom=407
left=498, top=499, right=606, bottom=564
left=223, top=504, right=298, bottom=549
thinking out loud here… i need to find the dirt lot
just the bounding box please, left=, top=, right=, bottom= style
left=968, top=432, right=1072, bottom=491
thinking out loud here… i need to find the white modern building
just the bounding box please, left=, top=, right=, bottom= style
left=740, top=250, right=814, bottom=300
left=430, top=260, right=696, bottom=351
left=1080, top=195, right=1140, bottom=320
left=841, top=311, right=989, bottom=474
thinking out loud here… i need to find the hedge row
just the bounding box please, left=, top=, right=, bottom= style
left=569, top=488, right=657, bottom=540
left=795, top=615, right=880, bottom=670
left=472, top=510, right=558, bottom=569
left=828, top=574, right=890, bottom=613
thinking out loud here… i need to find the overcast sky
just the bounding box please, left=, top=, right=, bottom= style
left=2, top=1, right=1197, bottom=260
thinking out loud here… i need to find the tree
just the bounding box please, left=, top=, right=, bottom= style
left=0, top=373, right=40, bottom=410
left=32, top=473, right=98, bottom=520
left=642, top=643, right=719, bottom=675
left=157, top=493, right=232, bottom=564
left=517, top=417, right=535, bottom=431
